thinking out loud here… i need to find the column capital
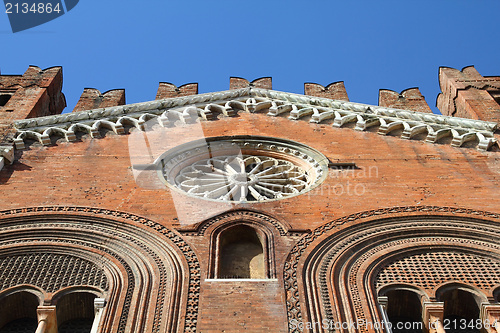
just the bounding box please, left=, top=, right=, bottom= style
left=94, top=298, right=106, bottom=309
left=378, top=296, right=389, bottom=310
left=423, top=302, right=445, bottom=333
left=36, top=306, right=57, bottom=333
left=481, top=304, right=500, bottom=333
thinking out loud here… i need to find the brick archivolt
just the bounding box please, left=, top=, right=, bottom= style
left=284, top=206, right=500, bottom=333
left=0, top=207, right=199, bottom=333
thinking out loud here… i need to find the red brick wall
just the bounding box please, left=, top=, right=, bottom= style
left=1, top=111, right=500, bottom=331
left=2, top=112, right=499, bottom=227
left=304, top=81, right=349, bottom=101
left=155, top=83, right=198, bottom=99
left=379, top=88, right=432, bottom=113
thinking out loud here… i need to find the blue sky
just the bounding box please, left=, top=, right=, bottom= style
left=1, top=0, right=499, bottom=114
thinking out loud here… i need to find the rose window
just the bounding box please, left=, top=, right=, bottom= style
left=159, top=136, right=328, bottom=202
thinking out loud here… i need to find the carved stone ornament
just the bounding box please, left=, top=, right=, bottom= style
left=13, top=87, right=498, bottom=151
left=158, top=136, right=329, bottom=202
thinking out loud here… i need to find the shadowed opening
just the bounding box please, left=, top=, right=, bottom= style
left=57, top=292, right=95, bottom=333
left=0, top=95, right=11, bottom=107
left=218, top=225, right=265, bottom=279
left=441, top=289, right=480, bottom=333
left=0, top=291, right=39, bottom=332
left=386, top=290, right=423, bottom=333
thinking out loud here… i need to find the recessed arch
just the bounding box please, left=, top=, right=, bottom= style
left=51, top=286, right=104, bottom=305
left=210, top=220, right=276, bottom=279
left=56, top=291, right=96, bottom=333
left=0, top=290, right=40, bottom=331
left=187, top=209, right=297, bottom=280
left=0, top=206, right=201, bottom=333
left=435, top=282, right=486, bottom=329
left=378, top=284, right=429, bottom=303
left=435, top=282, right=488, bottom=305
left=283, top=206, right=500, bottom=333
left=383, top=289, right=423, bottom=333
left=218, top=224, right=266, bottom=279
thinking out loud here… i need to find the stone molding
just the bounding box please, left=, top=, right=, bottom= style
left=0, top=206, right=201, bottom=333
left=283, top=206, right=500, bottom=333
left=12, top=88, right=498, bottom=152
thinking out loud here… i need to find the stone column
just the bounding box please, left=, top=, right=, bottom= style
left=423, top=302, right=446, bottom=333
left=90, top=298, right=106, bottom=333
left=378, top=296, right=393, bottom=333
left=36, top=306, right=57, bottom=333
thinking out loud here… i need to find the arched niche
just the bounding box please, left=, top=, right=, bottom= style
left=56, top=291, right=96, bottom=333
left=379, top=285, right=426, bottom=333
left=284, top=207, right=500, bottom=333
left=218, top=225, right=266, bottom=279
left=436, top=283, right=486, bottom=333
left=0, top=290, right=40, bottom=332
left=207, top=217, right=278, bottom=279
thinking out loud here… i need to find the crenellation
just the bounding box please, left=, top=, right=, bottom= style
left=156, top=82, right=198, bottom=100
left=436, top=66, right=500, bottom=123
left=304, top=81, right=349, bottom=101
left=379, top=87, right=432, bottom=113
left=230, top=77, right=272, bottom=90
left=73, top=88, right=125, bottom=113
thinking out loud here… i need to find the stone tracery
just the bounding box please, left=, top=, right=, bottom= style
left=160, top=136, right=328, bottom=203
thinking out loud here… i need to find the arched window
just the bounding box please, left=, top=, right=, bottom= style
left=0, top=291, right=39, bottom=332
left=217, top=225, right=267, bottom=279
left=440, top=289, right=481, bottom=333
left=56, top=292, right=96, bottom=333
left=385, top=290, right=423, bottom=333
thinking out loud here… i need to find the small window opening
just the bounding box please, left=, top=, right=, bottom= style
left=0, top=94, right=12, bottom=107
left=56, top=292, right=95, bottom=333
left=218, top=225, right=266, bottom=279
left=0, top=291, right=39, bottom=332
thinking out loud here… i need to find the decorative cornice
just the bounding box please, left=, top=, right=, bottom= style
left=12, top=88, right=498, bottom=151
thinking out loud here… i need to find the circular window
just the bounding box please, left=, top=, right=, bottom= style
left=158, top=136, right=328, bottom=202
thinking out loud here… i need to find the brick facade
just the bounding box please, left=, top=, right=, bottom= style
left=0, top=66, right=499, bottom=332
